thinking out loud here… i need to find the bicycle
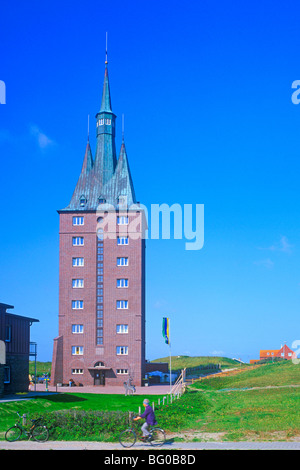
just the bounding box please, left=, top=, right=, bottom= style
left=119, top=414, right=166, bottom=448
left=5, top=412, right=49, bottom=443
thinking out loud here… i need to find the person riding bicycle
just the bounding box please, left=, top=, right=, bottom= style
left=133, top=399, right=157, bottom=441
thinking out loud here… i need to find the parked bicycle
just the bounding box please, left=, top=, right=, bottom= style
left=119, top=414, right=166, bottom=448
left=5, top=412, right=49, bottom=443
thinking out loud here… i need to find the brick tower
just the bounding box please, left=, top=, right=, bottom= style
left=51, top=56, right=146, bottom=387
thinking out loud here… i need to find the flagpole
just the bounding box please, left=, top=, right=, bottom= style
left=169, top=341, right=172, bottom=394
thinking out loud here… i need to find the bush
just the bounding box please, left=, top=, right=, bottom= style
left=31, top=409, right=141, bottom=441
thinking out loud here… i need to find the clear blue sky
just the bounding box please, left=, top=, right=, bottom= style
left=1, top=0, right=300, bottom=363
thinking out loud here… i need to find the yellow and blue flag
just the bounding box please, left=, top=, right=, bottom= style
left=162, top=317, right=170, bottom=345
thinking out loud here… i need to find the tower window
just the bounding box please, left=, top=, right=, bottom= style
left=117, top=216, right=129, bottom=225
left=117, top=257, right=128, bottom=266
left=117, top=279, right=128, bottom=288
left=72, top=257, right=84, bottom=267
left=72, top=346, right=83, bottom=355
left=98, top=197, right=106, bottom=204
left=117, top=324, right=128, bottom=334
left=73, top=237, right=84, bottom=246
left=80, top=196, right=87, bottom=207
left=72, top=279, right=84, bottom=288
left=116, top=346, right=128, bottom=356
left=117, top=237, right=129, bottom=245
left=105, top=119, right=111, bottom=125
left=72, top=300, right=83, bottom=309
left=117, top=300, right=128, bottom=309
left=73, top=216, right=84, bottom=226
left=72, top=324, right=84, bottom=334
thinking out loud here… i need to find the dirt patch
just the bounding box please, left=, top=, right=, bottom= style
left=167, top=430, right=300, bottom=442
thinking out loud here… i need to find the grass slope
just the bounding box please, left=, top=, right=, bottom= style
left=151, top=356, right=247, bottom=371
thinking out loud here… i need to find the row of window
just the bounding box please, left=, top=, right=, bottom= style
left=71, top=300, right=129, bottom=310
left=72, top=324, right=128, bottom=334
left=72, top=236, right=129, bottom=246
left=96, top=118, right=112, bottom=126
left=72, top=346, right=128, bottom=355
left=73, top=216, right=129, bottom=225
left=72, top=279, right=128, bottom=288
left=72, top=257, right=129, bottom=267
left=71, top=368, right=128, bottom=375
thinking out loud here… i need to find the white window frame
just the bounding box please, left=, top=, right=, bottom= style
left=116, top=369, right=128, bottom=375
left=72, top=300, right=83, bottom=310
left=117, top=324, right=128, bottom=334
left=72, top=324, right=84, bottom=334
left=117, top=257, right=128, bottom=266
left=72, top=369, right=83, bottom=374
left=117, top=236, right=129, bottom=245
left=72, top=216, right=84, bottom=226
left=72, top=279, right=84, bottom=288
left=72, top=237, right=84, bottom=246
left=72, top=257, right=84, bottom=267
left=117, top=279, right=128, bottom=288
left=117, top=216, right=129, bottom=225
left=72, top=346, right=84, bottom=355
left=117, top=300, right=128, bottom=309
left=116, top=346, right=128, bottom=356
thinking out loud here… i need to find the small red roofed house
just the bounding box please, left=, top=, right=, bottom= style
left=260, top=344, right=296, bottom=361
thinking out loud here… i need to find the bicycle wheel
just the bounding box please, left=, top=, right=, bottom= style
left=5, top=425, right=22, bottom=442
left=119, top=429, right=136, bottom=448
left=32, top=424, right=49, bottom=442
left=149, top=427, right=166, bottom=446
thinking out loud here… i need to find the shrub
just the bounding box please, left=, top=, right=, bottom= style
left=31, top=409, right=140, bottom=441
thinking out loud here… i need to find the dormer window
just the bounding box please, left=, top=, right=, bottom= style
left=117, top=195, right=127, bottom=207
left=98, top=197, right=106, bottom=204
left=80, top=195, right=87, bottom=207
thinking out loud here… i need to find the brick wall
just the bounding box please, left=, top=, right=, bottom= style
left=52, top=209, right=146, bottom=386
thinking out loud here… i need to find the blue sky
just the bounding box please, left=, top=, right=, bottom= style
left=1, top=0, right=300, bottom=363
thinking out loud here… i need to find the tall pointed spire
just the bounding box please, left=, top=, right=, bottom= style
left=62, top=41, right=137, bottom=211
left=115, top=138, right=136, bottom=206
left=100, top=33, right=112, bottom=113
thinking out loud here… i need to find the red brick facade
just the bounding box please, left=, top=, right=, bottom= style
left=51, top=210, right=146, bottom=386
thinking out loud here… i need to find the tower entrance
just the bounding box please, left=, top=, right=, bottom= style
left=94, top=370, right=105, bottom=386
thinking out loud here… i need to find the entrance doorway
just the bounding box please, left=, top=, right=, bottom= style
left=94, top=370, right=105, bottom=386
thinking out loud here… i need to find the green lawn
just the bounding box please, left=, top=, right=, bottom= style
left=0, top=393, right=164, bottom=440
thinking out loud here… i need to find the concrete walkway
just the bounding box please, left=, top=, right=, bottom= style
left=0, top=383, right=171, bottom=402
left=1, top=439, right=300, bottom=450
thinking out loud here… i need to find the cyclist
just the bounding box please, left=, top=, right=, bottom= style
left=133, top=399, right=157, bottom=441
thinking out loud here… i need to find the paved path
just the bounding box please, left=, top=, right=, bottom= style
left=0, top=383, right=171, bottom=403
left=1, top=440, right=300, bottom=450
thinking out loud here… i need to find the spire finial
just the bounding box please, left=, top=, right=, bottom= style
left=105, top=32, right=108, bottom=64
